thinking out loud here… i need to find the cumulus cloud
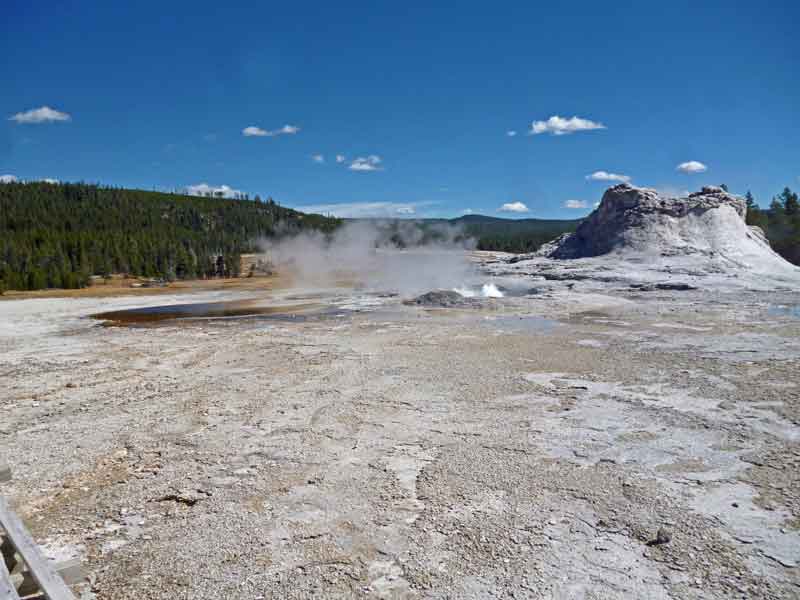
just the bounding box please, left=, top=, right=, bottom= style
left=185, top=183, right=245, bottom=198
left=42, top=178, right=58, bottom=184
left=9, top=106, right=71, bottom=124
left=506, top=130, right=517, bottom=137
left=499, top=201, right=529, bottom=213
left=278, top=124, right=300, bottom=135
left=586, top=170, right=631, bottom=183
left=242, top=126, right=268, bottom=136
left=336, top=154, right=346, bottom=163
left=296, top=201, right=422, bottom=218
left=676, top=160, right=708, bottom=174
left=462, top=208, right=474, bottom=214
left=349, top=155, right=383, bottom=172
left=311, top=154, right=325, bottom=163
left=529, top=115, right=606, bottom=136
left=0, top=174, right=18, bottom=183
left=242, top=124, right=300, bottom=137
left=563, top=199, right=588, bottom=209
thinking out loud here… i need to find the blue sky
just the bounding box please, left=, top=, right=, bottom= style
left=2, top=1, right=798, bottom=219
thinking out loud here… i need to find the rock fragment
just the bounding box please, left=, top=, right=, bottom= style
left=156, top=489, right=211, bottom=506
left=647, top=526, right=672, bottom=546
left=405, top=290, right=477, bottom=308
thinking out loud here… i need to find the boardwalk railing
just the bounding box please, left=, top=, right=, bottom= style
left=1, top=463, right=79, bottom=600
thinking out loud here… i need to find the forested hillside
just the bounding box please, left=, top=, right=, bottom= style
left=0, top=182, right=339, bottom=292
left=350, top=215, right=581, bottom=254
left=452, top=214, right=581, bottom=253
left=745, top=186, right=800, bottom=265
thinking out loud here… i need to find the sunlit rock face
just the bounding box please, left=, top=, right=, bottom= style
left=539, top=184, right=771, bottom=263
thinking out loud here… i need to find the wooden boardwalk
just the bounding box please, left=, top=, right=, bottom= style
left=1, top=463, right=78, bottom=600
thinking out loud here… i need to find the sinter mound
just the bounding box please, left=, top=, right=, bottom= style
left=538, top=184, right=793, bottom=275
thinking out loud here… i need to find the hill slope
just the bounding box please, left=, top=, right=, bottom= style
left=448, top=214, right=581, bottom=252
left=348, top=214, right=581, bottom=253
left=0, top=182, right=340, bottom=291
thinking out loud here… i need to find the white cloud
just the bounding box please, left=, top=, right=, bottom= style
left=9, top=106, right=71, bottom=124
left=594, top=202, right=601, bottom=208
left=0, top=174, right=18, bottom=183
left=506, top=130, right=517, bottom=137
left=499, top=201, right=529, bottom=213
left=564, top=199, right=588, bottom=209
left=349, top=155, right=383, bottom=172
left=185, top=183, right=245, bottom=198
left=42, top=178, right=58, bottom=184
left=295, top=201, right=421, bottom=218
left=242, top=124, right=300, bottom=137
left=335, top=154, right=346, bottom=163
left=676, top=160, right=707, bottom=174
left=243, top=126, right=268, bottom=136
left=462, top=208, right=474, bottom=214
left=279, top=125, right=300, bottom=135
left=311, top=154, right=325, bottom=163
left=586, top=170, right=631, bottom=183
left=529, top=115, right=606, bottom=136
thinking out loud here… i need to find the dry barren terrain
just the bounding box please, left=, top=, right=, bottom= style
left=1, top=264, right=799, bottom=599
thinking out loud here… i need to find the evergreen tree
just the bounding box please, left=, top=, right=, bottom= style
left=781, top=187, right=799, bottom=216
left=769, top=197, right=787, bottom=227
left=744, top=191, right=769, bottom=230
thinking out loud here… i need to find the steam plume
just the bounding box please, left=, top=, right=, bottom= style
left=260, top=220, right=481, bottom=294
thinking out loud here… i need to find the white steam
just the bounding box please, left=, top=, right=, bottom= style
left=453, top=283, right=505, bottom=298
left=260, top=220, right=482, bottom=295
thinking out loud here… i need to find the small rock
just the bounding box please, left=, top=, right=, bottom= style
left=405, top=290, right=478, bottom=308
left=156, top=489, right=210, bottom=506
left=647, top=527, right=672, bottom=546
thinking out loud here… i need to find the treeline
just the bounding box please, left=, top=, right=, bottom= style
left=0, top=182, right=340, bottom=292
left=346, top=216, right=580, bottom=253
left=745, top=186, right=800, bottom=265
left=454, top=215, right=581, bottom=253
left=473, top=229, right=573, bottom=253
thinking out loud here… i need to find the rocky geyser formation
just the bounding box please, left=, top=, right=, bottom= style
left=541, top=184, right=761, bottom=259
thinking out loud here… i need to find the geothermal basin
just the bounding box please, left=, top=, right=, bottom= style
left=1, top=250, right=800, bottom=599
